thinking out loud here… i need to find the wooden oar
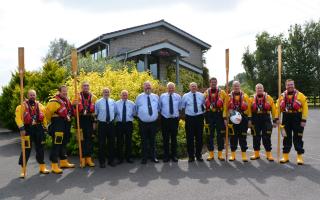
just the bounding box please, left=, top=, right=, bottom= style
left=18, top=47, right=26, bottom=178
left=277, top=45, right=282, bottom=163
left=225, top=49, right=230, bottom=161
left=71, top=49, right=83, bottom=167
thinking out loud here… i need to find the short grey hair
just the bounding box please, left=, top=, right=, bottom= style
left=167, top=82, right=175, bottom=88
left=233, top=81, right=240, bottom=86
left=255, top=83, right=264, bottom=89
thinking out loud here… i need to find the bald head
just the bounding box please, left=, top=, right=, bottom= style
left=28, top=89, right=36, bottom=101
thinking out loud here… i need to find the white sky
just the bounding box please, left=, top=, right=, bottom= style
left=0, top=0, right=319, bottom=93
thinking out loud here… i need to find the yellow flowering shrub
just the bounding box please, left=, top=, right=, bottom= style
left=65, top=67, right=165, bottom=101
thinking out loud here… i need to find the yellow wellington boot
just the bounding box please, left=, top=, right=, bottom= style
left=51, top=163, right=63, bottom=174
left=207, top=151, right=214, bottom=161
left=250, top=151, right=260, bottom=160
left=80, top=158, right=85, bottom=168
left=242, top=152, right=248, bottom=162
left=19, top=168, right=26, bottom=178
left=229, top=151, right=236, bottom=161
left=297, top=154, right=304, bottom=165
left=85, top=157, right=95, bottom=167
left=218, top=151, right=225, bottom=161
left=39, top=164, right=50, bottom=174
left=266, top=151, right=274, bottom=161
left=60, top=159, right=75, bottom=168
left=280, top=153, right=289, bottom=164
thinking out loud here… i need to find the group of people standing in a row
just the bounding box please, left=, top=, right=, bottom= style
left=15, top=77, right=308, bottom=178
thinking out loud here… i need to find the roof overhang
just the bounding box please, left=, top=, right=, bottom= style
left=115, top=41, right=190, bottom=60
left=177, top=59, right=203, bottom=74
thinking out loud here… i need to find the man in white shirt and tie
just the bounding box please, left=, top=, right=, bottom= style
left=159, top=82, right=181, bottom=162
left=135, top=81, right=160, bottom=164
left=181, top=82, right=205, bottom=162
left=115, top=90, right=136, bottom=164
left=95, top=88, right=116, bottom=168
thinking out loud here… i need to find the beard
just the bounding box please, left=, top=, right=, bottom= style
left=28, top=99, right=35, bottom=105
left=145, top=89, right=151, bottom=94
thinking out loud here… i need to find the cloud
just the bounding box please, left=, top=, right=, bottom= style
left=0, top=0, right=320, bottom=93
left=44, top=0, right=240, bottom=12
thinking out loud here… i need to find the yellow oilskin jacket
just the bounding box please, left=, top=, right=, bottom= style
left=250, top=93, right=278, bottom=120
left=45, top=98, right=63, bottom=123
left=203, top=88, right=227, bottom=113
left=277, top=90, right=308, bottom=121
left=15, top=101, right=48, bottom=129
left=224, top=91, right=252, bottom=118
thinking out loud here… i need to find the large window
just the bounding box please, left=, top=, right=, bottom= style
left=137, top=59, right=144, bottom=72
left=134, top=55, right=159, bottom=79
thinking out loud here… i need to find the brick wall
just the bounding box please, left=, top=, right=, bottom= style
left=109, top=26, right=204, bottom=68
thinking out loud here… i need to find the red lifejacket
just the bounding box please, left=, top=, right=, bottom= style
left=252, top=93, right=271, bottom=113
left=228, top=91, right=248, bottom=111
left=23, top=100, right=44, bottom=125
left=280, top=90, right=301, bottom=112
left=53, top=95, right=73, bottom=118
left=205, top=88, right=223, bottom=111
left=78, top=92, right=95, bottom=114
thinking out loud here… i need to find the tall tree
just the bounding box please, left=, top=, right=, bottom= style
left=242, top=20, right=320, bottom=98
left=284, top=24, right=315, bottom=95
left=43, top=38, right=75, bottom=63
left=242, top=32, right=284, bottom=97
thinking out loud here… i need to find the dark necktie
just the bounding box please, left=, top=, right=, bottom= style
left=169, top=94, right=174, bottom=115
left=106, top=99, right=110, bottom=122
left=147, top=95, right=153, bottom=116
left=122, top=100, right=126, bottom=123
left=193, top=93, right=198, bottom=113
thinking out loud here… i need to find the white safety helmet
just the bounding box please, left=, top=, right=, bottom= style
left=230, top=110, right=242, bottom=124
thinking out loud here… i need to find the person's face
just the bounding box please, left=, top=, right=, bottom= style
left=103, top=89, right=110, bottom=98
left=233, top=83, right=240, bottom=93
left=82, top=83, right=90, bottom=93
left=144, top=83, right=152, bottom=94
left=210, top=79, right=217, bottom=88
left=121, top=92, right=128, bottom=100
left=28, top=91, right=36, bottom=101
left=256, top=85, right=264, bottom=95
left=286, top=81, right=295, bottom=92
left=60, top=87, right=68, bottom=98
left=189, top=84, right=197, bottom=93
left=167, top=84, right=175, bottom=94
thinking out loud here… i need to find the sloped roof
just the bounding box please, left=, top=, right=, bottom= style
left=77, top=20, right=211, bottom=52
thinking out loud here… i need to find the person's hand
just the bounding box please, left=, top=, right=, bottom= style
left=301, top=121, right=306, bottom=127
left=20, top=130, right=26, bottom=137
left=273, top=123, right=277, bottom=128
left=248, top=120, right=252, bottom=128
left=93, top=122, right=97, bottom=131
left=73, top=100, right=79, bottom=105
left=43, top=126, right=48, bottom=133
left=224, top=120, right=228, bottom=127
